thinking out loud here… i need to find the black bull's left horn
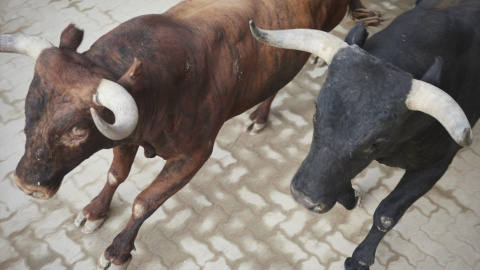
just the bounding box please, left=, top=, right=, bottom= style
left=248, top=22, right=473, bottom=147
left=0, top=34, right=139, bottom=141
left=406, top=80, right=472, bottom=146
left=249, top=20, right=348, bottom=64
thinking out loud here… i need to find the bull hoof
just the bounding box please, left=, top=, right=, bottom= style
left=244, top=120, right=267, bottom=135
left=97, top=254, right=131, bottom=270
left=354, top=189, right=362, bottom=208
left=74, top=211, right=106, bottom=234
left=345, top=257, right=370, bottom=270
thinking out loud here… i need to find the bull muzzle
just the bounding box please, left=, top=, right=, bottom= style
left=290, top=184, right=335, bottom=214
left=13, top=172, right=56, bottom=200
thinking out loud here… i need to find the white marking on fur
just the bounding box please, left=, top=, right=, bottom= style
left=108, top=172, right=118, bottom=185
left=377, top=216, right=393, bottom=232
left=381, top=216, right=392, bottom=228
left=133, top=203, right=146, bottom=219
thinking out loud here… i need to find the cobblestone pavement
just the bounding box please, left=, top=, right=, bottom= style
left=1, top=0, right=479, bottom=269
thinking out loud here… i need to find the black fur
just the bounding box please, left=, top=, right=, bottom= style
left=291, top=1, right=480, bottom=269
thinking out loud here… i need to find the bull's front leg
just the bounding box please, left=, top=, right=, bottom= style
left=245, top=94, right=276, bottom=135
left=97, top=146, right=212, bottom=270
left=75, top=144, right=139, bottom=234
left=344, top=162, right=453, bottom=270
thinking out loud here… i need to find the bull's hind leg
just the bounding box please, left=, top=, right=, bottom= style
left=344, top=161, right=453, bottom=270
left=97, top=146, right=212, bottom=270
left=245, top=94, right=276, bottom=134
left=75, top=144, right=139, bottom=234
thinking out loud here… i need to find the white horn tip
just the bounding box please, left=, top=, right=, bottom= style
left=457, top=127, right=473, bottom=147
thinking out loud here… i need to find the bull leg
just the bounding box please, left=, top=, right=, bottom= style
left=75, top=144, right=139, bottom=234
left=97, top=146, right=212, bottom=270
left=245, top=94, right=276, bottom=135
left=344, top=162, right=453, bottom=270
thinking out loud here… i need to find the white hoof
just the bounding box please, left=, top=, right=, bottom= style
left=250, top=123, right=266, bottom=135
left=244, top=120, right=266, bottom=135
left=354, top=189, right=362, bottom=208
left=244, top=120, right=255, bottom=132
left=82, top=219, right=105, bottom=234
left=74, top=211, right=87, bottom=227
left=97, top=254, right=131, bottom=270
left=74, top=211, right=105, bottom=234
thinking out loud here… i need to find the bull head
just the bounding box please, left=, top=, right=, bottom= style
left=0, top=25, right=139, bottom=199
left=249, top=21, right=473, bottom=213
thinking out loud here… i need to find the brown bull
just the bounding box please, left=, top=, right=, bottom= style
left=0, top=0, right=380, bottom=269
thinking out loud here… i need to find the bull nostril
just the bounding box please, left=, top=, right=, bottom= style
left=312, top=203, right=328, bottom=213
left=32, top=192, right=45, bottom=199
left=291, top=185, right=318, bottom=207
left=13, top=174, right=47, bottom=198
left=290, top=184, right=333, bottom=214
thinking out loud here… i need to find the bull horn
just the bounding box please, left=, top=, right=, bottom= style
left=90, top=79, right=139, bottom=140
left=249, top=20, right=347, bottom=64
left=406, top=79, right=473, bottom=147
left=0, top=34, right=53, bottom=59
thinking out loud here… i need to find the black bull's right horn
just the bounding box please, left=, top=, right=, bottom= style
left=248, top=21, right=472, bottom=147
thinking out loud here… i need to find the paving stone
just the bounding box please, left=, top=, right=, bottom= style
left=1, top=0, right=479, bottom=269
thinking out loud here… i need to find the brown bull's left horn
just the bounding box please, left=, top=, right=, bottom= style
left=406, top=79, right=473, bottom=147
left=0, top=34, right=53, bottom=60
left=90, top=79, right=139, bottom=140
left=249, top=20, right=347, bottom=64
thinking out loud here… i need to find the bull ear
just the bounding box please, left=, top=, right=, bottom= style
left=122, top=58, right=143, bottom=82
left=116, top=58, right=144, bottom=93
left=59, top=24, right=84, bottom=51
left=344, top=22, right=369, bottom=46
left=420, top=57, right=443, bottom=86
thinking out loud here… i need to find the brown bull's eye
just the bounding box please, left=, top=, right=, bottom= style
left=59, top=127, right=90, bottom=147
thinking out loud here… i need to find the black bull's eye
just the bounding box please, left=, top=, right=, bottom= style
left=365, top=138, right=389, bottom=154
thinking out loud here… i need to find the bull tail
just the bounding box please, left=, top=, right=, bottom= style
left=347, top=0, right=387, bottom=27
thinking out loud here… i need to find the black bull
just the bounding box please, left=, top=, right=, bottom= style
left=250, top=0, right=479, bottom=269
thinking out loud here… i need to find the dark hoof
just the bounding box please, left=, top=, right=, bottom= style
left=345, top=257, right=370, bottom=270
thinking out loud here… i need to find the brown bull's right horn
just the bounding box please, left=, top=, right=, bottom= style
left=90, top=79, right=139, bottom=141
left=249, top=20, right=348, bottom=64
left=0, top=34, right=53, bottom=60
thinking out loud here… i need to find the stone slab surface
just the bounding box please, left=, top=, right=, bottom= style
left=1, top=0, right=479, bottom=269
